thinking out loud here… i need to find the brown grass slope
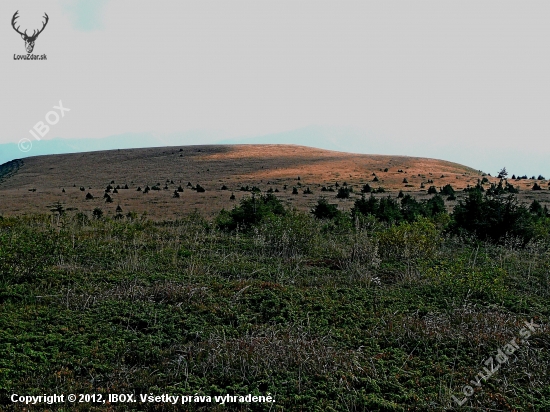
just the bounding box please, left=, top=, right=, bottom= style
left=0, top=144, right=547, bottom=219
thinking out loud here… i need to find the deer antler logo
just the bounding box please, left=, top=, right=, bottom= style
left=12, top=11, right=49, bottom=54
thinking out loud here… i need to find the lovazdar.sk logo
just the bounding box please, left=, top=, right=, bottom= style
left=11, top=10, right=48, bottom=60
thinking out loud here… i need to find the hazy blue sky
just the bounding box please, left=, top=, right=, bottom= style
left=1, top=1, right=549, bottom=176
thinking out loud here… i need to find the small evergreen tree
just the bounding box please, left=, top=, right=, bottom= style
left=311, top=198, right=340, bottom=220
left=440, top=184, right=455, bottom=197
left=92, top=208, right=103, bottom=219
left=336, top=187, right=351, bottom=199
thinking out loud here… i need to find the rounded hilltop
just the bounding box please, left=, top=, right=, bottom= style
left=0, top=144, right=547, bottom=219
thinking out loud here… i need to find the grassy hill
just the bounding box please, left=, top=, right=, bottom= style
left=1, top=143, right=535, bottom=220
left=0, top=145, right=549, bottom=410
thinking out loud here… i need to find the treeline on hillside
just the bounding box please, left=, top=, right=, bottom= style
left=216, top=189, right=550, bottom=245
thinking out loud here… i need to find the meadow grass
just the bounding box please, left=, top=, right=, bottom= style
left=0, top=209, right=549, bottom=411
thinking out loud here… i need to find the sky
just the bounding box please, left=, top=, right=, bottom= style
left=1, top=0, right=549, bottom=177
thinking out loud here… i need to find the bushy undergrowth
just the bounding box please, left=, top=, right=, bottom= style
left=0, top=193, right=549, bottom=411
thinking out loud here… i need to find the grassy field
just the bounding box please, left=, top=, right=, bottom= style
left=0, top=190, right=549, bottom=411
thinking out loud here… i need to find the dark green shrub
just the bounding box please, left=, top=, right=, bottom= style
left=377, top=197, right=403, bottom=223
left=440, top=184, right=455, bottom=197
left=196, top=184, right=206, bottom=192
left=216, top=193, right=286, bottom=231
left=336, top=187, right=351, bottom=199
left=292, top=187, right=298, bottom=195
left=529, top=200, right=545, bottom=217
left=351, top=194, right=379, bottom=219
left=452, top=191, right=534, bottom=243
left=424, top=194, right=446, bottom=216
left=92, top=207, right=103, bottom=219
left=311, top=198, right=340, bottom=220
left=428, top=186, right=438, bottom=194
left=351, top=195, right=402, bottom=223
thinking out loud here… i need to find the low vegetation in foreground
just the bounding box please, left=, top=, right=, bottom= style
left=0, top=188, right=549, bottom=411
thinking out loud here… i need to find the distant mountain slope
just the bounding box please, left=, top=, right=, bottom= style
left=1, top=144, right=536, bottom=220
